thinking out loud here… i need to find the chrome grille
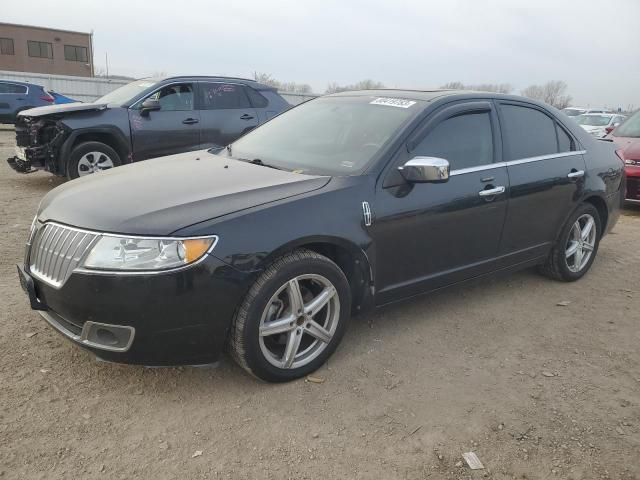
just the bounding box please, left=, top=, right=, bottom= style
left=28, top=223, right=98, bottom=288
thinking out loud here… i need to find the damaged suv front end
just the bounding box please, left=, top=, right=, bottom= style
left=7, top=102, right=116, bottom=175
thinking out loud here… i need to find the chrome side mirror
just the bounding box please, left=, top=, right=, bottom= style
left=398, top=157, right=450, bottom=183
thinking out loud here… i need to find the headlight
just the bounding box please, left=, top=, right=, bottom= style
left=81, top=235, right=218, bottom=271
left=626, top=159, right=639, bottom=166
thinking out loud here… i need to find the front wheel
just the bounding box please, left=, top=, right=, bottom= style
left=538, top=203, right=601, bottom=282
left=67, top=141, right=121, bottom=180
left=229, top=249, right=351, bottom=382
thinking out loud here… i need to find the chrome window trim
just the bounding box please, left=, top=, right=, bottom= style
left=30, top=221, right=219, bottom=280
left=450, top=150, right=586, bottom=176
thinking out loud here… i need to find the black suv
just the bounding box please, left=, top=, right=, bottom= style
left=8, top=76, right=290, bottom=179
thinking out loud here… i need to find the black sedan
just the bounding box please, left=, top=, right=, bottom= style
left=18, top=90, right=624, bottom=382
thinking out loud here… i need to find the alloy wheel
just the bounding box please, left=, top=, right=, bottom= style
left=77, top=151, right=115, bottom=176
left=258, top=274, right=340, bottom=369
left=565, top=213, right=596, bottom=273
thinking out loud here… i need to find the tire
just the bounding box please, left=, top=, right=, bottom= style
left=538, top=203, right=601, bottom=282
left=229, top=249, right=351, bottom=382
left=67, top=141, right=121, bottom=180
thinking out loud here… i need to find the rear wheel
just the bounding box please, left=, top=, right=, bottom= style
left=538, top=203, right=601, bottom=282
left=229, top=249, right=351, bottom=382
left=67, top=141, right=121, bottom=180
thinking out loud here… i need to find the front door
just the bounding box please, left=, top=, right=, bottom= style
left=129, top=82, right=200, bottom=160
left=373, top=101, right=509, bottom=305
left=197, top=82, right=259, bottom=149
left=496, top=101, right=587, bottom=262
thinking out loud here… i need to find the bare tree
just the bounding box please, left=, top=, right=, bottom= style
left=521, top=80, right=572, bottom=109
left=325, top=79, right=385, bottom=94
left=253, top=72, right=312, bottom=94
left=441, top=82, right=512, bottom=93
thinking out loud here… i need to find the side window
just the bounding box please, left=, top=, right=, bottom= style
left=501, top=105, right=558, bottom=160
left=412, top=112, right=493, bottom=170
left=0, top=83, right=27, bottom=94
left=245, top=87, right=268, bottom=108
left=199, top=83, right=251, bottom=110
left=556, top=124, right=574, bottom=152
left=147, top=84, right=194, bottom=111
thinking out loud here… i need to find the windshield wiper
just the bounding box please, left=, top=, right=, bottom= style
left=245, top=158, right=283, bottom=170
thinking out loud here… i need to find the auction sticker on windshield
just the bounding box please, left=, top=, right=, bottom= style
left=370, top=97, right=416, bottom=108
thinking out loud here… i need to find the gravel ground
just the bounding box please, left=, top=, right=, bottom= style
left=0, top=127, right=639, bottom=480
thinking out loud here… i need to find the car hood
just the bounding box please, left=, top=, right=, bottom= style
left=18, top=102, right=108, bottom=118
left=38, top=151, right=331, bottom=235
left=580, top=125, right=605, bottom=133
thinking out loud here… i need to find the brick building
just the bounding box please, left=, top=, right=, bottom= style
left=0, top=23, right=94, bottom=77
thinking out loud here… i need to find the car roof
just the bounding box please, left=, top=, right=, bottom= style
left=155, top=75, right=275, bottom=90
left=581, top=112, right=618, bottom=117
left=0, top=79, right=40, bottom=87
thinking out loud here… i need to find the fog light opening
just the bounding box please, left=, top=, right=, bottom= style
left=95, top=328, right=119, bottom=346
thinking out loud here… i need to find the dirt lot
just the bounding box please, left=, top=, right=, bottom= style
left=0, top=126, right=638, bottom=480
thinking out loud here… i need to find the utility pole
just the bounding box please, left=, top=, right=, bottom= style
left=105, top=52, right=109, bottom=78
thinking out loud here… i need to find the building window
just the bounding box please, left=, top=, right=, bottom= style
left=27, top=40, right=53, bottom=59
left=0, top=38, right=14, bottom=55
left=64, top=45, right=88, bottom=62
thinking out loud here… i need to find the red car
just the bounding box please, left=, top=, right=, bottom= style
left=607, top=111, right=640, bottom=203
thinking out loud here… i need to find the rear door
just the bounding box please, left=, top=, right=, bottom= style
left=129, top=82, right=200, bottom=160
left=197, top=82, right=259, bottom=149
left=497, top=101, right=586, bottom=262
left=0, top=82, right=28, bottom=121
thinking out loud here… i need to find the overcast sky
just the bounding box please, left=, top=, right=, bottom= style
left=4, top=0, right=640, bottom=108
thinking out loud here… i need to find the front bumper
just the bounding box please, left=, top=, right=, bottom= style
left=17, top=256, right=254, bottom=366
left=625, top=169, right=640, bottom=203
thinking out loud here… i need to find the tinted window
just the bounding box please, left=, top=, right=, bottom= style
left=0, top=83, right=27, bottom=94
left=64, top=45, right=88, bottom=62
left=245, top=87, right=268, bottom=108
left=412, top=112, right=493, bottom=170
left=147, top=84, right=194, bottom=111
left=556, top=124, right=573, bottom=152
left=501, top=105, right=558, bottom=160
left=0, top=38, right=14, bottom=55
left=200, top=83, right=251, bottom=110
left=27, top=41, right=53, bottom=59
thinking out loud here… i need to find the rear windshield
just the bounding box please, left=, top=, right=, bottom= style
left=222, top=95, right=423, bottom=175
left=614, top=111, right=640, bottom=138
left=563, top=108, right=585, bottom=117
left=576, top=115, right=612, bottom=127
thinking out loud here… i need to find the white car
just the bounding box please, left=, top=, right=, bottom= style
left=562, top=107, right=610, bottom=117
left=575, top=113, right=627, bottom=138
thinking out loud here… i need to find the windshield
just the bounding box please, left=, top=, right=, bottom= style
left=221, top=96, right=422, bottom=175
left=614, top=111, right=640, bottom=138
left=96, top=79, right=158, bottom=105
left=576, top=115, right=612, bottom=127
left=563, top=108, right=585, bottom=117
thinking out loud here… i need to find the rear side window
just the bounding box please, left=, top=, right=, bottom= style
left=501, top=105, right=558, bottom=160
left=200, top=83, right=251, bottom=110
left=245, top=87, right=268, bottom=108
left=556, top=124, right=573, bottom=152
left=0, top=83, right=28, bottom=94
left=412, top=112, right=494, bottom=170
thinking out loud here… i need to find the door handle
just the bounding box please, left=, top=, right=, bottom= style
left=478, top=186, right=505, bottom=197
left=567, top=169, right=585, bottom=179
left=240, top=114, right=254, bottom=120
left=182, top=118, right=199, bottom=125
